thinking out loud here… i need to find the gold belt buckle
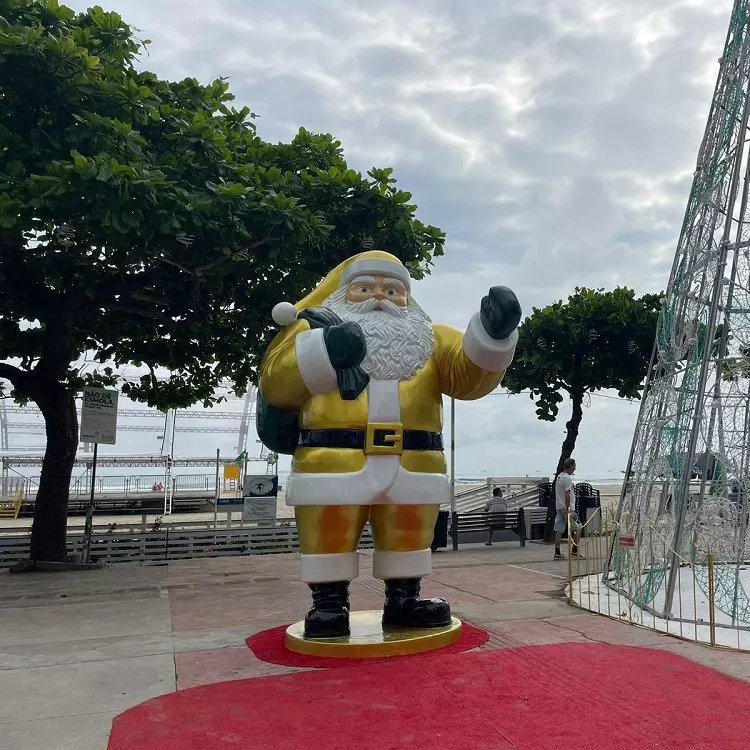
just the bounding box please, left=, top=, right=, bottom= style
left=365, top=422, right=404, bottom=455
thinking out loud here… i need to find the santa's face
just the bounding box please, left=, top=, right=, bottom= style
left=325, top=273, right=434, bottom=381
left=345, top=274, right=408, bottom=308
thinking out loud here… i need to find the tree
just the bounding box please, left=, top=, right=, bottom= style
left=503, top=287, right=662, bottom=475
left=0, top=1, right=444, bottom=563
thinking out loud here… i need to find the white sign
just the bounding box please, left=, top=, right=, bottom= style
left=243, top=475, right=278, bottom=497
left=242, top=496, right=277, bottom=524
left=80, top=387, right=119, bottom=445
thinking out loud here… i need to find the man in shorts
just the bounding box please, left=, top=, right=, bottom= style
left=554, top=458, right=582, bottom=560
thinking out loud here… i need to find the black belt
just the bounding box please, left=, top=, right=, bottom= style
left=298, top=428, right=443, bottom=453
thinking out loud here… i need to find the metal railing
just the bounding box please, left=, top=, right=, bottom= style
left=451, top=477, right=550, bottom=513
left=1, top=475, right=31, bottom=498
left=6, top=473, right=219, bottom=500
left=0, top=520, right=375, bottom=567
left=566, top=506, right=750, bottom=653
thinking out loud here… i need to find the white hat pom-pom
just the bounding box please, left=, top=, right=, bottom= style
left=272, top=301, right=298, bottom=326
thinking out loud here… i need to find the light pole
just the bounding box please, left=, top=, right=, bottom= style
left=450, top=397, right=456, bottom=515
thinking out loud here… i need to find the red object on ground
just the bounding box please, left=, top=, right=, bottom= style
left=245, top=619, right=488, bottom=668
left=108, top=643, right=750, bottom=750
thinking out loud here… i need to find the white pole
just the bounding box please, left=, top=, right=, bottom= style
left=450, top=397, right=456, bottom=515
left=82, top=442, right=98, bottom=563
left=213, top=448, right=220, bottom=530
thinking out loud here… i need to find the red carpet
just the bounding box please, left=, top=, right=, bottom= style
left=108, top=643, right=750, bottom=749
left=245, top=620, right=488, bottom=668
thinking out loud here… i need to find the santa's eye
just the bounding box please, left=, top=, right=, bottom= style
left=357, top=286, right=370, bottom=293
left=387, top=288, right=398, bottom=295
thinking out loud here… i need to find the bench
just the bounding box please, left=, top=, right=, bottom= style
left=449, top=509, right=526, bottom=550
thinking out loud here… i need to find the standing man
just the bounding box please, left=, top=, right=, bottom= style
left=554, top=458, right=581, bottom=560
left=258, top=248, right=521, bottom=638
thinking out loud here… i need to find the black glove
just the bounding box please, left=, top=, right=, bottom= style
left=323, top=321, right=366, bottom=370
left=480, top=286, right=521, bottom=340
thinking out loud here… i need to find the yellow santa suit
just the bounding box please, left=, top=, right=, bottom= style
left=259, top=251, right=518, bottom=584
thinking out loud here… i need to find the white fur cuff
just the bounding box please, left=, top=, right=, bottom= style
left=462, top=312, right=518, bottom=373
left=295, top=328, right=338, bottom=394
left=342, top=259, right=411, bottom=291
left=300, top=552, right=359, bottom=583
left=372, top=549, right=432, bottom=580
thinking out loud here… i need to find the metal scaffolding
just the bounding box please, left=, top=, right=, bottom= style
left=0, top=387, right=257, bottom=440
left=607, top=0, right=750, bottom=626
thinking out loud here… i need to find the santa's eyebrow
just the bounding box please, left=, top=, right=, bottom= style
left=383, top=277, right=406, bottom=290
left=349, top=275, right=375, bottom=285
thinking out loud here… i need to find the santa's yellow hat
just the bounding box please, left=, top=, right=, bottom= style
left=271, top=250, right=412, bottom=326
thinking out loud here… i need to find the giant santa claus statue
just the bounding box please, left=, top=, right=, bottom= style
left=258, top=248, right=521, bottom=639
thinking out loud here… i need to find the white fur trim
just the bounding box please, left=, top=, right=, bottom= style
left=286, top=463, right=451, bottom=506
left=367, top=379, right=400, bottom=422
left=272, top=301, right=298, bottom=326
left=300, top=552, right=359, bottom=583
left=295, top=328, right=338, bottom=394
left=342, top=259, right=411, bottom=291
left=372, top=549, right=432, bottom=580
left=387, top=466, right=451, bottom=504
left=462, top=312, right=518, bottom=373
left=287, top=456, right=398, bottom=505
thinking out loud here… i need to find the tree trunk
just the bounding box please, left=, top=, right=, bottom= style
left=29, top=386, right=78, bottom=562
left=543, top=392, right=585, bottom=543
left=556, top=391, right=584, bottom=475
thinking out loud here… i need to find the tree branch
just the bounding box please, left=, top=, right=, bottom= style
left=194, top=255, right=236, bottom=275
left=0, top=362, right=23, bottom=384
left=108, top=304, right=173, bottom=323
left=129, top=292, right=172, bottom=307
left=162, top=257, right=194, bottom=274
left=191, top=234, right=272, bottom=275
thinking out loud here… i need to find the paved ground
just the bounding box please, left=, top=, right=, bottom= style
left=2, top=538, right=750, bottom=749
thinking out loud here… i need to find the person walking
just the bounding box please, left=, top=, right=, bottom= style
left=554, top=458, right=582, bottom=560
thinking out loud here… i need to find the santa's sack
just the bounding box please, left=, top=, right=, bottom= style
left=255, top=391, right=300, bottom=456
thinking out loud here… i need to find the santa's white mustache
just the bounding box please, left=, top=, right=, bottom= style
left=344, top=297, right=407, bottom=318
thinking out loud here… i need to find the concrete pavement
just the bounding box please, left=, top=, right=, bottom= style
left=2, top=539, right=750, bottom=749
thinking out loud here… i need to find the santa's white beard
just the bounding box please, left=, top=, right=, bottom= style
left=324, top=288, right=435, bottom=381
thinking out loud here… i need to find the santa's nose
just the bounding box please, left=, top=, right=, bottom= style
left=373, top=289, right=386, bottom=299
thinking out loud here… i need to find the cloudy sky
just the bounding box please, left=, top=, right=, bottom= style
left=16, top=0, right=734, bottom=481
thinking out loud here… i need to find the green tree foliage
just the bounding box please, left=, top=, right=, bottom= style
left=0, top=0, right=444, bottom=562
left=503, top=287, right=662, bottom=475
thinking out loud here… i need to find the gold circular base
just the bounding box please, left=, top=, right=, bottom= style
left=285, top=610, right=462, bottom=659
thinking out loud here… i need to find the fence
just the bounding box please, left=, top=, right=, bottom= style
left=0, top=521, right=375, bottom=567
left=1, top=475, right=35, bottom=499
left=566, top=506, right=750, bottom=653
left=452, top=476, right=549, bottom=513
left=2, top=472, right=219, bottom=499
left=67, top=473, right=216, bottom=497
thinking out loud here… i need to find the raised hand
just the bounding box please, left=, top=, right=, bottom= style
left=480, top=286, right=522, bottom=341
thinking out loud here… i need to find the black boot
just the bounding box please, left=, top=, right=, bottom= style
left=303, top=581, right=350, bottom=638
left=382, top=577, right=451, bottom=629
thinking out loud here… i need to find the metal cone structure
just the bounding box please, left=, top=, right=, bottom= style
left=606, top=1, right=750, bottom=624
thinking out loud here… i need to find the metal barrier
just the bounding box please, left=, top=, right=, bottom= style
left=566, top=506, right=750, bottom=654
left=174, top=474, right=214, bottom=491
left=452, top=479, right=549, bottom=514
left=0, top=521, right=374, bottom=567
left=7, top=472, right=219, bottom=500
